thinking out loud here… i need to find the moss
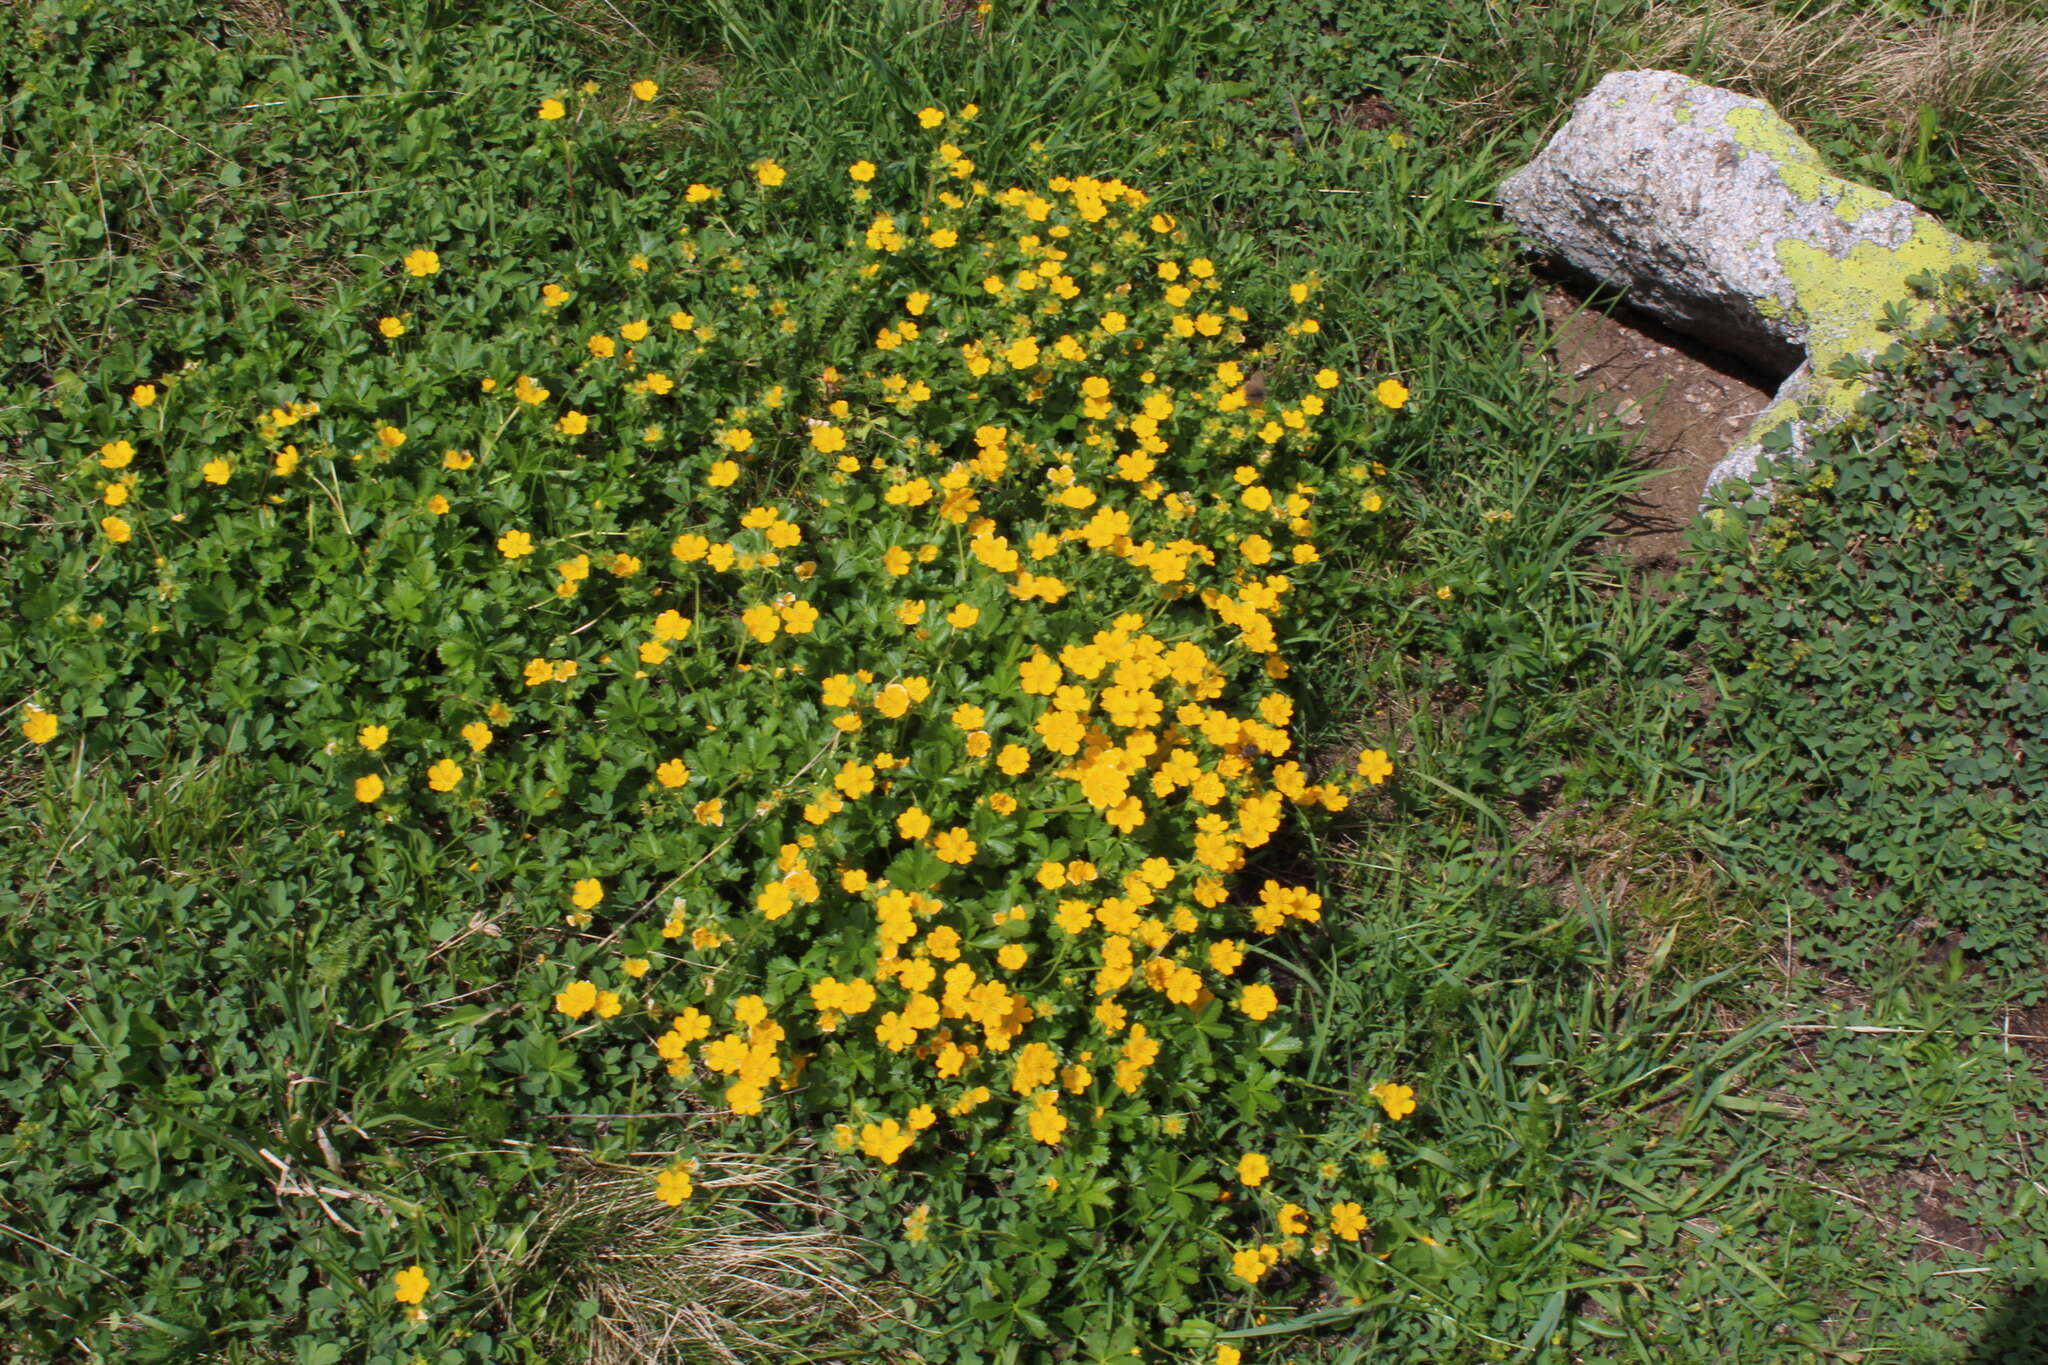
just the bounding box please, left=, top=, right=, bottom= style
left=1717, top=100, right=1993, bottom=450
left=1725, top=105, right=1920, bottom=230
left=1833, top=182, right=1892, bottom=223
left=1724, top=105, right=1829, bottom=202
left=1748, top=390, right=1807, bottom=446
left=1776, top=219, right=1992, bottom=415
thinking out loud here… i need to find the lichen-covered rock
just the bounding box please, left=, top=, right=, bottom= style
left=1498, top=69, right=1994, bottom=501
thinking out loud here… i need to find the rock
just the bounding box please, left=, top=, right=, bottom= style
left=1498, top=69, right=1994, bottom=504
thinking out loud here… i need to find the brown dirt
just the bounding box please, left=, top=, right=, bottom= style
left=1338, top=93, right=1409, bottom=132
left=1538, top=283, right=1782, bottom=576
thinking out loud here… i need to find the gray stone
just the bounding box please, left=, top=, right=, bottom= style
left=1498, top=69, right=1992, bottom=504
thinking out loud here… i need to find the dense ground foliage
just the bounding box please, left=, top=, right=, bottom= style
left=1692, top=247, right=2048, bottom=990
left=5, top=1, right=2048, bottom=1362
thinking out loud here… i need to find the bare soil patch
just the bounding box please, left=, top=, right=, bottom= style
left=1538, top=283, right=1780, bottom=576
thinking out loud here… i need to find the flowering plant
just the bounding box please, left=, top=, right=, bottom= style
left=15, top=88, right=1415, bottom=1358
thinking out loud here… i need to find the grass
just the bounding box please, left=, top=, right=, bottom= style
left=2, top=0, right=2046, bottom=1361
left=1632, top=0, right=2048, bottom=223
left=512, top=1151, right=886, bottom=1364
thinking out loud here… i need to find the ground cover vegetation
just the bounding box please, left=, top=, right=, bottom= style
left=4, top=0, right=2047, bottom=1361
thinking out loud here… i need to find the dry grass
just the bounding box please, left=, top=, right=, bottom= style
left=483, top=1146, right=894, bottom=1365
left=1519, top=798, right=1756, bottom=983
left=218, top=0, right=314, bottom=44
left=1634, top=0, right=2048, bottom=213
left=1443, top=0, right=2048, bottom=229
left=528, top=0, right=725, bottom=95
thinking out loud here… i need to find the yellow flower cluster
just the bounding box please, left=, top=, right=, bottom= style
left=469, top=126, right=1415, bottom=1179
left=76, top=112, right=1408, bottom=1247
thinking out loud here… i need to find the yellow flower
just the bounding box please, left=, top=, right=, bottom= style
left=21, top=706, right=59, bottom=746
left=849, top=160, right=876, bottom=182
left=541, top=283, right=570, bottom=307
left=685, top=183, right=718, bottom=203
left=623, top=957, right=650, bottom=979
left=861, top=1117, right=913, bottom=1164
left=353, top=773, right=384, bottom=803
left=392, top=1265, right=429, bottom=1305
left=539, top=97, right=566, bottom=120
left=1236, top=1152, right=1270, bottom=1187
left=1237, top=984, right=1278, bottom=1021
left=1026, top=1091, right=1068, bottom=1145
left=497, top=529, right=534, bottom=558
left=100, top=515, right=132, bottom=543
left=556, top=410, right=590, bottom=436
left=378, top=315, right=406, bottom=338
left=1370, top=1081, right=1417, bottom=1121
left=656, top=758, right=690, bottom=788
left=1314, top=367, right=1340, bottom=388
left=810, top=425, right=846, bottom=453
left=655, top=1165, right=694, bottom=1205
left=1355, top=748, right=1393, bottom=785
left=897, top=806, right=931, bottom=841
left=98, top=440, right=134, bottom=469
left=945, top=602, right=980, bottom=629
left=1217, top=1348, right=1242, bottom=1365
left=462, top=722, right=493, bottom=752
left=1375, top=378, right=1410, bottom=409
left=572, top=878, right=604, bottom=910
left=442, top=448, right=475, bottom=470
left=377, top=425, right=406, bottom=449
left=917, top=106, right=945, bottom=128
left=1330, top=1202, right=1368, bottom=1241
left=426, top=758, right=462, bottom=792
left=933, top=827, right=977, bottom=865
left=930, top=228, right=958, bottom=249
left=358, top=724, right=389, bottom=752
left=555, top=979, right=599, bottom=1018
left=630, top=78, right=659, bottom=101
left=130, top=383, right=157, bottom=407
left=403, top=248, right=440, bottom=277
left=202, top=458, right=231, bottom=485
left=754, top=158, right=787, bottom=188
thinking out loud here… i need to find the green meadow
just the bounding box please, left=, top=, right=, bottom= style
left=4, top=2, right=2047, bottom=1361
